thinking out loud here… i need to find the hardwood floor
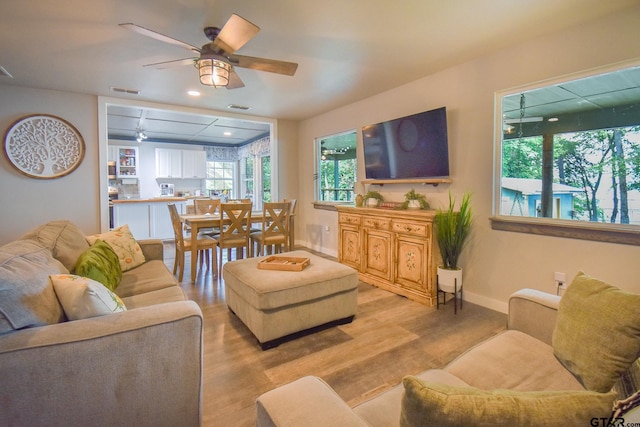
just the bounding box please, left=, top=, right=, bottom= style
left=164, top=243, right=507, bottom=427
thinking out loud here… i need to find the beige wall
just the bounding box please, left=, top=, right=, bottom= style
left=296, top=5, right=640, bottom=312
left=0, top=85, right=100, bottom=241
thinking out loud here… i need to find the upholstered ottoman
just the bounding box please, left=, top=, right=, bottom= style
left=223, top=250, right=359, bottom=349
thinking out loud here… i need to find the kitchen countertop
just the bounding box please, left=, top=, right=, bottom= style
left=111, top=197, right=187, bottom=204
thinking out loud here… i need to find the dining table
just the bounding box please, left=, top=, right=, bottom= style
left=179, top=210, right=295, bottom=281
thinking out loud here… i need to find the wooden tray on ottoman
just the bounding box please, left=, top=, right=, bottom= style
left=257, top=255, right=310, bottom=271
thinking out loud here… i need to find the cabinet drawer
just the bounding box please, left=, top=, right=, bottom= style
left=363, top=217, right=391, bottom=230
left=340, top=214, right=361, bottom=225
left=392, top=220, right=430, bottom=237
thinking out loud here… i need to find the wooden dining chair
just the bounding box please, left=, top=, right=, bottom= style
left=283, top=198, right=297, bottom=250
left=168, top=203, right=217, bottom=282
left=214, top=202, right=252, bottom=267
left=250, top=201, right=291, bottom=256
left=194, top=198, right=220, bottom=215
left=194, top=198, right=221, bottom=236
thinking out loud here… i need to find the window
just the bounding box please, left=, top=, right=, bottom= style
left=493, top=61, right=640, bottom=244
left=316, top=131, right=357, bottom=202
left=241, top=156, right=254, bottom=201
left=205, top=161, right=235, bottom=198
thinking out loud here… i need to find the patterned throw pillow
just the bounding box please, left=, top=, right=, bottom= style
left=74, top=239, right=122, bottom=291
left=50, top=274, right=127, bottom=321
left=86, top=224, right=145, bottom=271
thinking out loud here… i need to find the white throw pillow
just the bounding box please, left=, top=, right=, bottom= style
left=86, top=224, right=145, bottom=271
left=50, top=274, right=127, bottom=320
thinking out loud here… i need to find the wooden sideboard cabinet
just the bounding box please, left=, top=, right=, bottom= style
left=337, top=206, right=439, bottom=306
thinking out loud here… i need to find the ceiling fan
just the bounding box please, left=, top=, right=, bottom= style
left=120, top=14, right=298, bottom=89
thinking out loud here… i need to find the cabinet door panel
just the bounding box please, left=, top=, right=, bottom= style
left=364, top=230, right=392, bottom=281
left=395, top=236, right=428, bottom=293
left=112, top=203, right=150, bottom=240
left=339, top=225, right=361, bottom=270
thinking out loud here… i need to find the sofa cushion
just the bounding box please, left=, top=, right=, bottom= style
left=116, top=260, right=177, bottom=298
left=86, top=225, right=145, bottom=272
left=0, top=240, right=67, bottom=334
left=121, top=287, right=186, bottom=310
left=400, top=376, right=616, bottom=427
left=354, top=369, right=469, bottom=427
left=50, top=274, right=127, bottom=320
left=445, top=330, right=584, bottom=391
left=552, top=272, right=640, bottom=393
left=20, top=220, right=89, bottom=272
left=74, top=240, right=122, bottom=291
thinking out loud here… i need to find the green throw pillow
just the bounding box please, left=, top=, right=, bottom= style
left=400, top=376, right=616, bottom=427
left=74, top=239, right=122, bottom=291
left=552, top=272, right=640, bottom=393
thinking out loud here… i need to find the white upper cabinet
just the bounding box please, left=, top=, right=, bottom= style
left=155, top=148, right=182, bottom=178
left=182, top=150, right=207, bottom=179
left=156, top=148, right=206, bottom=179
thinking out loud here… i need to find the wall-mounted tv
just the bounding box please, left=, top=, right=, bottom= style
left=362, top=106, right=449, bottom=180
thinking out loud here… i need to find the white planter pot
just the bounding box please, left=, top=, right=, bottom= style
left=437, top=266, right=463, bottom=293
left=407, top=199, right=421, bottom=209
left=367, top=198, right=379, bottom=207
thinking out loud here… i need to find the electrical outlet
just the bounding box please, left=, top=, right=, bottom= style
left=324, top=226, right=330, bottom=232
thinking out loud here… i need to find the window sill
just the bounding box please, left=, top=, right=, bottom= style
left=313, top=201, right=355, bottom=211
left=490, top=216, right=640, bottom=246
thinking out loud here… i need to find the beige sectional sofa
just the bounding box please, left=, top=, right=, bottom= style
left=0, top=220, right=203, bottom=427
left=257, top=274, right=640, bottom=426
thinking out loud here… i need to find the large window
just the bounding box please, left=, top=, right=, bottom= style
left=317, top=131, right=357, bottom=202
left=205, top=161, right=235, bottom=198
left=494, top=61, right=640, bottom=244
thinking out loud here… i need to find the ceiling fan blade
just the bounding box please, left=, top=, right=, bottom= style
left=142, top=58, right=196, bottom=69
left=226, top=69, right=245, bottom=89
left=212, top=14, right=259, bottom=54
left=119, top=23, right=201, bottom=54
left=229, top=54, right=298, bottom=76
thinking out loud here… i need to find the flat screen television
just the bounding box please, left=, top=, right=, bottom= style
left=362, top=106, right=449, bottom=180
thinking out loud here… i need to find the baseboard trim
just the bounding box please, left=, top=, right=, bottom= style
left=462, top=291, right=508, bottom=314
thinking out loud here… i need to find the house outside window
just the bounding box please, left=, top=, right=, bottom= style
left=317, top=131, right=357, bottom=202
left=496, top=63, right=640, bottom=231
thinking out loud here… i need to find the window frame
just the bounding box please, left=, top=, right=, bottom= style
left=314, top=129, right=358, bottom=204
left=491, top=59, right=640, bottom=246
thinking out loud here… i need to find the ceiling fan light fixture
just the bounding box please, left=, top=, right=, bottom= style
left=196, top=57, right=231, bottom=88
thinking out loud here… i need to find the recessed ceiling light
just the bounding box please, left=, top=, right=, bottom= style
left=188, top=90, right=201, bottom=96
left=548, top=117, right=559, bottom=122
left=224, top=131, right=232, bottom=136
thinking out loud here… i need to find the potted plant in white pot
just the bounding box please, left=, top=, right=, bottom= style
left=363, top=190, right=383, bottom=208
left=400, top=188, right=429, bottom=210
left=434, top=192, right=472, bottom=300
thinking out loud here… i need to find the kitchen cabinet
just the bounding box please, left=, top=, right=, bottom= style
left=337, top=206, right=439, bottom=306
left=155, top=148, right=183, bottom=178
left=112, top=199, right=186, bottom=240
left=112, top=201, right=149, bottom=238
left=107, top=146, right=119, bottom=162
left=156, top=148, right=207, bottom=179
left=182, top=150, right=207, bottom=179
left=116, top=146, right=139, bottom=178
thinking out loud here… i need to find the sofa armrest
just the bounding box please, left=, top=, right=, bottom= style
left=257, top=376, right=370, bottom=427
left=138, top=238, right=164, bottom=261
left=508, top=288, right=560, bottom=346
left=0, top=301, right=203, bottom=427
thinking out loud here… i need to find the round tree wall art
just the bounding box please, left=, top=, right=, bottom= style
left=4, top=114, right=85, bottom=179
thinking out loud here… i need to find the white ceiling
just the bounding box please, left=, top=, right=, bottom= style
left=1, top=0, right=638, bottom=144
